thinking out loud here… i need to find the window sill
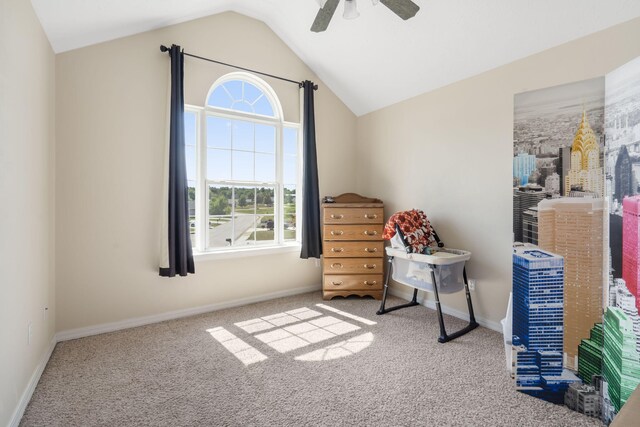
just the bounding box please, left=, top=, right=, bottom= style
left=193, top=243, right=302, bottom=261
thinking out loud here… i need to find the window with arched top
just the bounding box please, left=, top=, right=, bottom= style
left=184, top=72, right=301, bottom=253
left=207, top=79, right=276, bottom=117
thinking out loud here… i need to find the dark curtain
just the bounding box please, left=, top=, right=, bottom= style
left=160, top=44, right=195, bottom=277
left=300, top=81, right=322, bottom=259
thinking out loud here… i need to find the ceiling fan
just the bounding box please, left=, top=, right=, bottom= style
left=311, top=0, right=420, bottom=32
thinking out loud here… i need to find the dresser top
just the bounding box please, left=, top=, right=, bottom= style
left=323, top=202, right=384, bottom=208
left=322, top=193, right=383, bottom=207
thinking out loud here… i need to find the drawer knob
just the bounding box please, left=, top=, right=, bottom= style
left=364, top=264, right=376, bottom=269
left=364, top=214, right=378, bottom=219
left=331, top=248, right=344, bottom=253
left=331, top=263, right=343, bottom=269
left=330, top=214, right=344, bottom=219
left=363, top=230, right=378, bottom=236
left=364, top=280, right=377, bottom=286
left=331, top=230, right=344, bottom=236
left=364, top=247, right=378, bottom=253
left=331, top=281, right=343, bottom=286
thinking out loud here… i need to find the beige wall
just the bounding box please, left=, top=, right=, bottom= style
left=55, top=12, right=357, bottom=332
left=356, top=17, right=640, bottom=327
left=0, top=0, right=55, bottom=425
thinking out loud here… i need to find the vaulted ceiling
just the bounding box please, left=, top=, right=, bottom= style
left=31, top=0, right=640, bottom=116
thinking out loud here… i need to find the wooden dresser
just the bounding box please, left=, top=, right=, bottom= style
left=322, top=193, right=384, bottom=300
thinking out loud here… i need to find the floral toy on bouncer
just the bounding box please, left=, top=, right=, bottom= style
left=382, top=209, right=441, bottom=254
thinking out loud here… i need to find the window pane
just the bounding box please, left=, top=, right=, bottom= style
left=208, top=185, right=233, bottom=249
left=185, top=146, right=197, bottom=182
left=207, top=86, right=233, bottom=108
left=255, top=124, right=275, bottom=153
left=283, top=154, right=297, bottom=185
left=254, top=95, right=274, bottom=117
left=284, top=186, right=296, bottom=241
left=184, top=112, right=198, bottom=182
left=224, top=81, right=243, bottom=102
left=283, top=127, right=298, bottom=155
left=255, top=153, right=275, bottom=182
left=239, top=216, right=259, bottom=245
left=184, top=112, right=197, bottom=146
left=231, top=101, right=254, bottom=114
left=235, top=187, right=256, bottom=215
left=254, top=215, right=275, bottom=245
left=232, top=120, right=254, bottom=151
left=232, top=186, right=257, bottom=246
left=256, top=187, right=275, bottom=215
left=207, top=148, right=231, bottom=181
left=188, top=181, right=196, bottom=246
left=232, top=151, right=254, bottom=181
left=244, top=82, right=263, bottom=104
left=207, top=116, right=231, bottom=149
left=208, top=186, right=232, bottom=215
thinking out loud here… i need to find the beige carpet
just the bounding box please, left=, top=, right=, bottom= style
left=20, top=292, right=602, bottom=426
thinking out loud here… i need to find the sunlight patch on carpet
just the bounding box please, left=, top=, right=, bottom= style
left=207, top=326, right=268, bottom=366
left=234, top=307, right=323, bottom=333
left=295, top=333, right=374, bottom=361
left=210, top=306, right=376, bottom=364
left=315, top=304, right=377, bottom=325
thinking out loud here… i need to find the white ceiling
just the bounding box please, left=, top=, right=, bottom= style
left=31, top=0, right=640, bottom=116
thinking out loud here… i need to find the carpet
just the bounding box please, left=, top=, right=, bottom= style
left=20, top=292, right=602, bottom=426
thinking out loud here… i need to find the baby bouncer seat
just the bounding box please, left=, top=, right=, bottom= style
left=376, top=210, right=479, bottom=343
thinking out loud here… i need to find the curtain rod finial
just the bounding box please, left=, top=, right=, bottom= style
left=160, top=45, right=169, bottom=53
left=299, top=81, right=319, bottom=91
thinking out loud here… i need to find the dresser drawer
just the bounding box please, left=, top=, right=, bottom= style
left=323, top=207, right=384, bottom=224
left=323, top=258, right=383, bottom=275
left=323, top=274, right=383, bottom=291
left=323, top=241, right=384, bottom=258
left=323, top=224, right=383, bottom=241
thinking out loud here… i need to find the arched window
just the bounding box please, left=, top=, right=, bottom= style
left=184, top=72, right=300, bottom=253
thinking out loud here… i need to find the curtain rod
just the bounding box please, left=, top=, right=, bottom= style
left=160, top=45, right=318, bottom=90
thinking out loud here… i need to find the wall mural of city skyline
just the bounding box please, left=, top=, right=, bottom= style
left=512, top=56, right=640, bottom=425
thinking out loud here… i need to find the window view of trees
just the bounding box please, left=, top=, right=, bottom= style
left=207, top=186, right=295, bottom=247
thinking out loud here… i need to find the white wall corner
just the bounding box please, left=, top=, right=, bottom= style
left=9, top=336, right=57, bottom=427
left=388, top=286, right=502, bottom=333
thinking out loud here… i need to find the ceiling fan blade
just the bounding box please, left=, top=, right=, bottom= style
left=380, top=0, right=420, bottom=20
left=311, top=0, right=340, bottom=32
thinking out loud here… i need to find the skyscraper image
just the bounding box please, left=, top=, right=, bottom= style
left=602, top=307, right=640, bottom=412
left=615, top=145, right=634, bottom=202
left=514, top=153, right=537, bottom=187
left=565, top=111, right=604, bottom=197
left=522, top=207, right=539, bottom=245
left=557, top=146, right=571, bottom=196
left=538, top=198, right=605, bottom=370
left=564, top=383, right=600, bottom=418
left=622, top=196, right=640, bottom=311
left=513, top=186, right=546, bottom=242
left=610, top=278, right=640, bottom=355
left=578, top=323, right=603, bottom=384
left=512, top=247, right=580, bottom=403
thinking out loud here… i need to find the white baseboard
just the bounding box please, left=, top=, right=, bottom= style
left=9, top=336, right=57, bottom=427
left=55, top=284, right=321, bottom=342
left=388, top=286, right=502, bottom=332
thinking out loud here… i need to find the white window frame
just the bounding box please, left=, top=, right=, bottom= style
left=186, top=72, right=302, bottom=257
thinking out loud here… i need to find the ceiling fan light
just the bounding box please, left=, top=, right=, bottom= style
left=316, top=0, right=328, bottom=8
left=343, top=0, right=360, bottom=20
